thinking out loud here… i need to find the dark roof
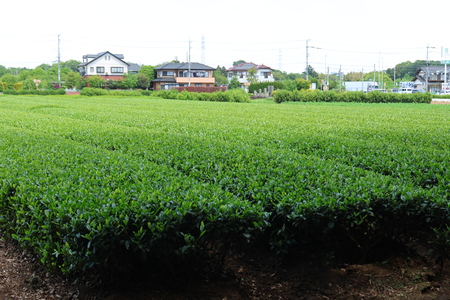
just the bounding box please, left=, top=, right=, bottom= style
left=416, top=66, right=448, bottom=74
left=79, top=51, right=129, bottom=67
left=155, top=62, right=215, bottom=71
left=128, top=63, right=141, bottom=73
left=226, top=62, right=273, bottom=72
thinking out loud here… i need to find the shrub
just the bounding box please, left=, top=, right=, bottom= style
left=13, top=83, right=23, bottom=91
left=80, top=87, right=108, bottom=96
left=248, top=81, right=284, bottom=94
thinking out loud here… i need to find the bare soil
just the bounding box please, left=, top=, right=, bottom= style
left=2, top=234, right=450, bottom=300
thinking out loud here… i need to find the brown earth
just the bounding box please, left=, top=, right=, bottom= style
left=2, top=233, right=450, bottom=300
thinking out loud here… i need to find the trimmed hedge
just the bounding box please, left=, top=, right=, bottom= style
left=153, top=88, right=251, bottom=103
left=173, top=86, right=226, bottom=93
left=248, top=81, right=284, bottom=94
left=2, top=89, right=66, bottom=95
left=273, top=90, right=433, bottom=103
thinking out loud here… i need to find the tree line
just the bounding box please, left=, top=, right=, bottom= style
left=0, top=59, right=440, bottom=92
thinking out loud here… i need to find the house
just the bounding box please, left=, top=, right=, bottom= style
left=413, top=66, right=449, bottom=93
left=226, top=62, right=274, bottom=88
left=78, top=51, right=139, bottom=80
left=152, top=62, right=216, bottom=90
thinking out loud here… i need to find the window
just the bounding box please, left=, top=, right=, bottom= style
left=195, top=83, right=202, bottom=87
left=163, top=71, right=175, bottom=76
left=97, top=67, right=105, bottom=73
left=262, top=72, right=271, bottom=79
left=90, top=67, right=94, bottom=73
left=111, top=67, right=124, bottom=73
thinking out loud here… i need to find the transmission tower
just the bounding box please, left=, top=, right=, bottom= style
left=278, top=49, right=282, bottom=71
left=201, top=35, right=205, bottom=64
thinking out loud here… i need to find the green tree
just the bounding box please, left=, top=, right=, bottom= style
left=272, top=70, right=286, bottom=81
left=363, top=71, right=393, bottom=89
left=246, top=67, right=258, bottom=84
left=213, top=69, right=228, bottom=86
left=18, top=70, right=32, bottom=81
left=228, top=74, right=240, bottom=89
left=65, top=72, right=81, bottom=89
left=31, top=67, right=47, bottom=79
left=136, top=73, right=150, bottom=90
left=0, top=65, right=8, bottom=77
left=124, top=73, right=138, bottom=89
left=344, top=71, right=364, bottom=81
left=23, top=79, right=36, bottom=90
left=0, top=74, right=17, bottom=89
left=303, top=65, right=318, bottom=79
left=233, top=60, right=245, bottom=66
left=138, top=65, right=155, bottom=82
left=36, top=63, right=51, bottom=71
left=88, top=75, right=105, bottom=88
left=282, top=80, right=297, bottom=91
left=62, top=60, right=81, bottom=72
left=295, top=78, right=311, bottom=90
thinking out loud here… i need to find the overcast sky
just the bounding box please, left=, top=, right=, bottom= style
left=1, top=0, right=448, bottom=74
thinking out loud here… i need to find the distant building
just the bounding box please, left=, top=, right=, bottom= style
left=413, top=66, right=449, bottom=92
left=226, top=62, right=274, bottom=89
left=152, top=62, right=215, bottom=90
left=78, top=51, right=140, bottom=80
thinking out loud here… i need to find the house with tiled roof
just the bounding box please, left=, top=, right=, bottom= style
left=152, top=62, right=215, bottom=90
left=413, top=66, right=449, bottom=93
left=226, top=62, right=274, bottom=88
left=78, top=51, right=139, bottom=80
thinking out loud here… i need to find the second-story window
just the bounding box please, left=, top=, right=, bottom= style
left=111, top=67, right=124, bottom=73
left=163, top=71, right=175, bottom=76
left=97, top=67, right=105, bottom=73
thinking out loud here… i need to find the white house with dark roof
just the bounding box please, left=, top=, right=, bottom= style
left=78, top=51, right=139, bottom=80
left=226, top=62, right=274, bottom=87
left=152, top=62, right=215, bottom=90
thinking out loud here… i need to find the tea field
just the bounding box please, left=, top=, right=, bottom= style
left=0, top=95, right=449, bottom=279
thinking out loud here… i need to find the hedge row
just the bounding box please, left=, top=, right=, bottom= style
left=80, top=87, right=250, bottom=102
left=2, top=89, right=67, bottom=95
left=248, top=81, right=284, bottom=93
left=152, top=88, right=251, bottom=102
left=172, top=86, right=227, bottom=93
left=273, top=90, right=433, bottom=103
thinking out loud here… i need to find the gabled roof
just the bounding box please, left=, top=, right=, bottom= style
left=79, top=51, right=129, bottom=67
left=226, top=62, right=273, bottom=72
left=155, top=62, right=215, bottom=71
left=416, top=66, right=448, bottom=74
left=128, top=63, right=141, bottom=73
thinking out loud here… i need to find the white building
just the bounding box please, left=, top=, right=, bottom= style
left=78, top=51, right=136, bottom=80
left=226, top=62, right=274, bottom=88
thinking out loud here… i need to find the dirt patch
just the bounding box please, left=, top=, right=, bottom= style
left=2, top=235, right=450, bottom=299
left=431, top=100, right=450, bottom=105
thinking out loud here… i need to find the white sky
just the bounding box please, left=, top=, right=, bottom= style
left=1, top=0, right=449, bottom=74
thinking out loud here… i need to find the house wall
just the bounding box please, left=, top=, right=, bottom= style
left=227, top=69, right=274, bottom=83
left=84, top=55, right=129, bottom=76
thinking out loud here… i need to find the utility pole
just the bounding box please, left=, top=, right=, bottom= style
left=188, top=39, right=191, bottom=87
left=426, top=44, right=435, bottom=92
left=305, top=39, right=321, bottom=80
left=57, top=34, right=61, bottom=87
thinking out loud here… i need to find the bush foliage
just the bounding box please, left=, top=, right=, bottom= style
left=273, top=90, right=433, bottom=103
left=0, top=95, right=448, bottom=280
